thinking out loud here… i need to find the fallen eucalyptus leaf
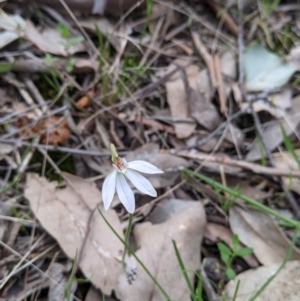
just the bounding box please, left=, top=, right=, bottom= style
left=116, top=200, right=206, bottom=301
left=229, top=206, right=300, bottom=265
left=245, top=45, right=296, bottom=91
left=224, top=260, right=300, bottom=301
left=165, top=62, right=196, bottom=138
left=24, top=173, right=124, bottom=295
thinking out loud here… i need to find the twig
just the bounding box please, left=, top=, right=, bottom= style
left=172, top=149, right=300, bottom=178
left=213, top=54, right=227, bottom=114
left=191, top=30, right=217, bottom=88
left=0, top=138, right=127, bottom=157
left=110, top=120, right=125, bottom=148
left=22, top=76, right=47, bottom=113
left=135, top=116, right=176, bottom=135
left=205, top=0, right=238, bottom=37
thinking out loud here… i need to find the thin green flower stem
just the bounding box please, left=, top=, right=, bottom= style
left=97, top=207, right=172, bottom=301
left=182, top=169, right=300, bottom=228
left=122, top=213, right=133, bottom=264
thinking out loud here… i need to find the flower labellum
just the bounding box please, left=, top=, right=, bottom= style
left=102, top=144, right=164, bottom=213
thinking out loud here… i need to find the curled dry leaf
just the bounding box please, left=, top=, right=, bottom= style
left=24, top=173, right=124, bottom=295
left=124, top=143, right=190, bottom=188
left=116, top=199, right=206, bottom=301
left=224, top=260, right=300, bottom=301
left=76, top=91, right=94, bottom=109
left=229, top=206, right=300, bottom=265
left=16, top=116, right=71, bottom=145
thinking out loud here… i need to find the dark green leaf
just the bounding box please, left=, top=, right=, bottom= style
left=217, top=242, right=232, bottom=255
left=217, top=242, right=232, bottom=264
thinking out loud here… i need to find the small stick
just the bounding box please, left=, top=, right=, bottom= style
left=213, top=54, right=227, bottom=115
left=172, top=149, right=300, bottom=178
left=191, top=31, right=217, bottom=88
left=205, top=0, right=238, bottom=37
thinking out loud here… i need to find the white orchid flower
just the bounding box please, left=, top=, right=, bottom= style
left=102, top=144, right=164, bottom=213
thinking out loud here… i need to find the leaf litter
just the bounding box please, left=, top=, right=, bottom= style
left=1, top=0, right=300, bottom=300
left=24, top=172, right=124, bottom=295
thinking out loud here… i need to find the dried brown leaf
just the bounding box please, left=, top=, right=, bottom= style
left=229, top=206, right=300, bottom=265
left=196, top=68, right=214, bottom=103
left=116, top=200, right=206, bottom=301
left=17, top=116, right=71, bottom=145
left=165, top=62, right=196, bottom=138
left=188, top=87, right=221, bottom=131
left=24, top=173, right=124, bottom=295
left=76, top=91, right=94, bottom=109
left=220, top=51, right=236, bottom=79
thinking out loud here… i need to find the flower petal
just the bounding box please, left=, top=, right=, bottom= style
left=127, top=160, right=164, bottom=174
left=102, top=169, right=117, bottom=210
left=125, top=169, right=157, bottom=197
left=116, top=173, right=135, bottom=213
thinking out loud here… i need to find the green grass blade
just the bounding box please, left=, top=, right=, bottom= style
left=232, top=280, right=240, bottom=301
left=172, top=240, right=197, bottom=301
left=182, top=169, right=300, bottom=228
